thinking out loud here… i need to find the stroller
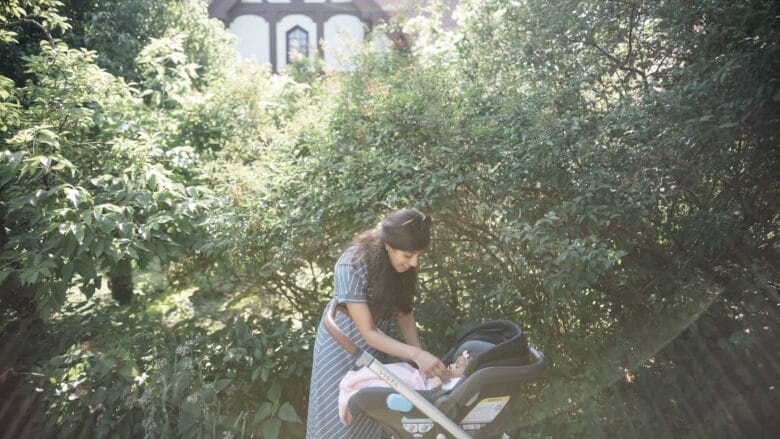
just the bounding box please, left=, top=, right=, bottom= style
left=323, top=299, right=545, bottom=439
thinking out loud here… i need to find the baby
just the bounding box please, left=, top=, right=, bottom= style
left=429, top=349, right=470, bottom=390
left=338, top=351, right=471, bottom=425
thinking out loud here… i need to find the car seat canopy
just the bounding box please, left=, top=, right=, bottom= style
left=442, top=319, right=531, bottom=377
left=454, top=339, right=494, bottom=359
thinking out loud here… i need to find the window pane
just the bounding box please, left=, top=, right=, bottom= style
left=287, top=27, right=309, bottom=62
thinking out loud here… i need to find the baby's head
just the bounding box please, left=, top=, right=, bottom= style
left=447, top=350, right=471, bottom=378
left=448, top=339, right=494, bottom=378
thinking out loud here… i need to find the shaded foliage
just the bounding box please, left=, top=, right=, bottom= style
left=5, top=291, right=310, bottom=438
left=2, top=0, right=778, bottom=437
left=194, top=0, right=779, bottom=435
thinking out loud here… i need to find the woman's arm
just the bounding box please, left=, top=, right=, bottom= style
left=346, top=302, right=448, bottom=380
left=396, top=311, right=422, bottom=349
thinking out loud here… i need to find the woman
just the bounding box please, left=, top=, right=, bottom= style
left=306, top=208, right=449, bottom=438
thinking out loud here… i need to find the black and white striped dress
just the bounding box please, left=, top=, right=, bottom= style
left=306, top=247, right=396, bottom=438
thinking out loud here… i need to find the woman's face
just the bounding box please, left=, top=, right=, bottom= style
left=384, top=244, right=424, bottom=273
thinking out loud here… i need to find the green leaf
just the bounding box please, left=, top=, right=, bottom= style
left=178, top=400, right=196, bottom=436
left=251, top=366, right=262, bottom=383
left=65, top=187, right=81, bottom=207
left=91, top=239, right=105, bottom=258
left=261, top=418, right=281, bottom=439
left=74, top=257, right=97, bottom=280
left=39, top=156, right=51, bottom=172
left=81, top=229, right=95, bottom=252
left=0, top=270, right=12, bottom=285
left=61, top=260, right=75, bottom=284
left=214, top=378, right=232, bottom=392
left=61, top=233, right=78, bottom=258
left=50, top=282, right=67, bottom=309
left=97, top=216, right=117, bottom=234
left=125, top=246, right=139, bottom=260
left=235, top=318, right=249, bottom=342
left=58, top=223, right=71, bottom=236
left=267, top=381, right=281, bottom=402
left=74, top=224, right=85, bottom=245
left=90, top=388, right=106, bottom=406
left=278, top=403, right=301, bottom=423
left=19, top=267, right=40, bottom=285
left=37, top=129, right=60, bottom=149
left=253, top=401, right=274, bottom=424
left=92, top=360, right=111, bottom=381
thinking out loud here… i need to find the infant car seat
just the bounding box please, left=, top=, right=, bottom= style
left=344, top=317, right=544, bottom=438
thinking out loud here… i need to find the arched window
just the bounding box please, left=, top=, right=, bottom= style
left=286, top=26, right=309, bottom=63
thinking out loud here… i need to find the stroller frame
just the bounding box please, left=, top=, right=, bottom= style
left=323, top=299, right=544, bottom=439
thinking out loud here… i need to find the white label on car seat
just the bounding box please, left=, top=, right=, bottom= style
left=401, top=417, right=434, bottom=438
left=460, top=396, right=510, bottom=425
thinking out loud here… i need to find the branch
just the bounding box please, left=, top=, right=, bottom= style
left=443, top=216, right=515, bottom=277
left=438, top=267, right=462, bottom=322
left=584, top=38, right=648, bottom=85
left=1, top=18, right=55, bottom=48
left=626, top=2, right=637, bottom=67
left=271, top=276, right=314, bottom=316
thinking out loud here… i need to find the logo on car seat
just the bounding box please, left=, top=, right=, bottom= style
left=401, top=417, right=434, bottom=438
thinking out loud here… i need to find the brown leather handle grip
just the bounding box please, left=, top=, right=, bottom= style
left=323, top=299, right=360, bottom=356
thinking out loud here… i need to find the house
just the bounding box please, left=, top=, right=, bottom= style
left=207, top=0, right=392, bottom=73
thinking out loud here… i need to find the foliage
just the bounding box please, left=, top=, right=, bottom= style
left=0, top=47, right=207, bottom=315
left=75, top=0, right=234, bottom=87
left=192, top=0, right=778, bottom=435
left=0, top=1, right=216, bottom=317
left=25, top=289, right=310, bottom=439
left=2, top=0, right=779, bottom=437
left=136, top=34, right=200, bottom=109
left=0, top=1, right=70, bottom=45
left=0, top=0, right=71, bottom=84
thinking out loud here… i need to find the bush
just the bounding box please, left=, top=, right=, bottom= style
left=3, top=0, right=778, bottom=437
left=30, top=290, right=312, bottom=439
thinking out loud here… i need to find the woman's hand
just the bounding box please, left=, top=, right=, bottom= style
left=346, top=303, right=449, bottom=380
left=413, top=349, right=450, bottom=381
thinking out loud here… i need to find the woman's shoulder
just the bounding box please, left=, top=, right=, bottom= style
left=336, top=246, right=366, bottom=265
left=335, top=246, right=357, bottom=265
left=335, top=246, right=368, bottom=276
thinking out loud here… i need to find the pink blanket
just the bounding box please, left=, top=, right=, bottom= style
left=338, top=363, right=436, bottom=425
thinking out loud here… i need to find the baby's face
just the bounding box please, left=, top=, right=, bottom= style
left=448, top=351, right=470, bottom=377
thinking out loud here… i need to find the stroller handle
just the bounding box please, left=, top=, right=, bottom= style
left=323, top=299, right=360, bottom=356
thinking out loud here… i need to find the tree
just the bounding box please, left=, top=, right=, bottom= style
left=1, top=1, right=215, bottom=317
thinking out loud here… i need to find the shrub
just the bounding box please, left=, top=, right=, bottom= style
left=32, top=293, right=312, bottom=439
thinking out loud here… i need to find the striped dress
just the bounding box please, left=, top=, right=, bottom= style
left=306, top=247, right=396, bottom=438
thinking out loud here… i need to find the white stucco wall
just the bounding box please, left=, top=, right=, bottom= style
left=229, top=15, right=271, bottom=66
left=220, top=1, right=381, bottom=72
left=276, top=14, right=317, bottom=71
left=323, top=14, right=364, bottom=72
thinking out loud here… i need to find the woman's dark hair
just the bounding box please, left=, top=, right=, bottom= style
left=350, top=209, right=432, bottom=321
